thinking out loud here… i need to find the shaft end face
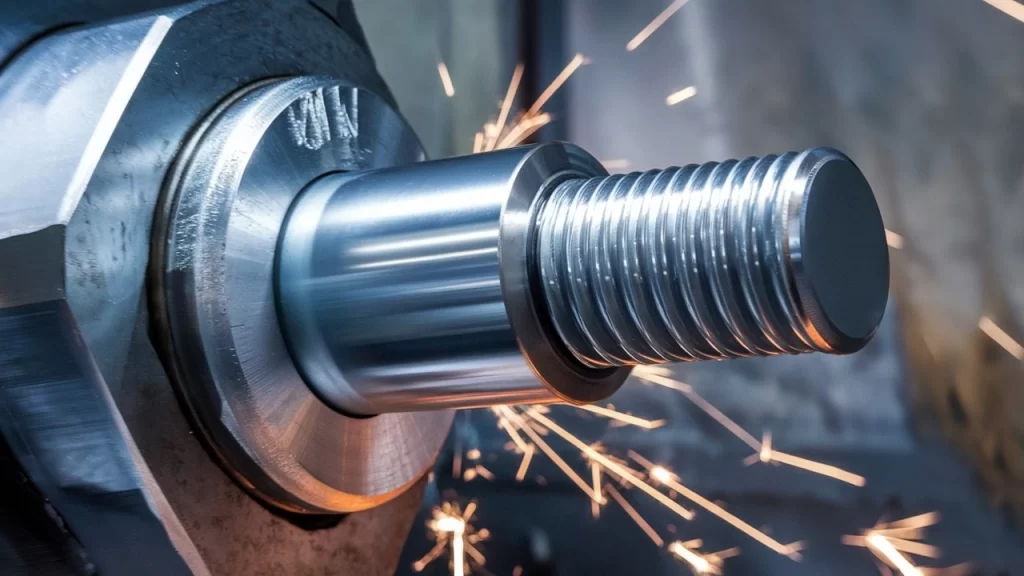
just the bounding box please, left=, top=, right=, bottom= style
left=792, top=149, right=889, bottom=353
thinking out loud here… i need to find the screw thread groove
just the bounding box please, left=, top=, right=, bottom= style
left=536, top=149, right=837, bottom=368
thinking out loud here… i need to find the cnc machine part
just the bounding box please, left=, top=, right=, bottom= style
left=0, top=1, right=434, bottom=574
left=275, top=143, right=888, bottom=416
left=154, top=75, right=454, bottom=514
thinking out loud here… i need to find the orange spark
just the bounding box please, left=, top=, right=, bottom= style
left=885, top=229, right=904, bottom=249
left=625, top=448, right=801, bottom=559
left=467, top=448, right=481, bottom=461
left=979, top=316, right=1024, bottom=359
left=473, top=465, right=495, bottom=481
left=516, top=444, right=535, bottom=482
left=493, top=410, right=531, bottom=453
left=498, top=406, right=605, bottom=504
left=767, top=450, right=866, bottom=486
left=986, top=0, right=1024, bottom=23
left=412, top=540, right=446, bottom=572
left=627, top=0, right=692, bottom=51
left=472, top=131, right=484, bottom=153
left=634, top=369, right=761, bottom=451
left=638, top=370, right=865, bottom=486
left=874, top=512, right=940, bottom=531
left=437, top=62, right=455, bottom=97
left=844, top=535, right=941, bottom=559
left=604, top=484, right=665, bottom=547
left=496, top=113, right=552, bottom=149
left=866, top=533, right=922, bottom=576
left=576, top=403, right=666, bottom=429
left=591, top=462, right=603, bottom=518
left=755, top=432, right=866, bottom=487
left=527, top=53, right=587, bottom=117
left=666, top=86, right=698, bottom=106
left=669, top=541, right=722, bottom=574
left=485, top=64, right=525, bottom=151
left=525, top=409, right=694, bottom=520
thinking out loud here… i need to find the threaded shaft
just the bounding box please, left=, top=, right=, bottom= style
left=535, top=147, right=888, bottom=368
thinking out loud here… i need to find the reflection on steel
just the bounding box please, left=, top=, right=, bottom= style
left=156, top=76, right=452, bottom=514
left=278, top=143, right=630, bottom=414
left=280, top=143, right=888, bottom=415
left=539, top=147, right=889, bottom=368
left=0, top=9, right=209, bottom=575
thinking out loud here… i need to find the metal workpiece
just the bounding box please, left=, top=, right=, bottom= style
left=0, top=1, right=439, bottom=573
left=277, top=144, right=888, bottom=416
left=277, top=143, right=628, bottom=415
left=155, top=75, right=452, bottom=514
left=537, top=147, right=890, bottom=368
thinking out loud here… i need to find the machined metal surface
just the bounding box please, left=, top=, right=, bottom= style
left=0, top=8, right=210, bottom=575
left=155, top=75, right=453, bottom=513
left=277, top=141, right=888, bottom=416
left=537, top=147, right=888, bottom=367
left=277, top=143, right=628, bottom=415
left=0, top=0, right=436, bottom=573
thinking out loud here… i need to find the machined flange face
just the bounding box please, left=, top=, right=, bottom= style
left=155, top=75, right=454, bottom=514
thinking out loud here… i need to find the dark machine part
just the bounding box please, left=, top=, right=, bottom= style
left=0, top=0, right=889, bottom=574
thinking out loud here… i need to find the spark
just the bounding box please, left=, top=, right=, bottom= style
left=527, top=53, right=587, bottom=117
left=576, top=403, right=666, bottom=429
left=493, top=411, right=530, bottom=453
left=524, top=409, right=695, bottom=519
left=650, top=466, right=675, bottom=483
left=437, top=62, right=456, bottom=97
left=844, top=512, right=969, bottom=576
left=600, top=159, right=632, bottom=171
left=627, top=0, right=692, bottom=51
left=498, top=406, right=605, bottom=504
left=472, top=131, right=484, bottom=153
left=751, top=432, right=866, bottom=487
left=843, top=535, right=941, bottom=559
left=624, top=447, right=801, bottom=559
left=516, top=444, right=535, bottom=481
left=668, top=540, right=739, bottom=575
left=669, top=541, right=714, bottom=574
left=591, top=462, right=603, bottom=518
left=485, top=63, right=525, bottom=151
left=866, top=533, right=922, bottom=576
left=420, top=503, right=488, bottom=576
left=637, top=369, right=865, bottom=486
left=495, top=113, right=553, bottom=150
left=886, top=229, right=904, bottom=249
left=467, top=448, right=481, bottom=461
left=604, top=484, right=665, bottom=547
left=979, top=316, right=1024, bottom=359
left=463, top=469, right=476, bottom=481
left=634, top=368, right=760, bottom=450
left=986, top=0, right=1024, bottom=23
left=473, top=465, right=495, bottom=481
left=666, top=86, right=698, bottom=106
left=412, top=540, right=446, bottom=572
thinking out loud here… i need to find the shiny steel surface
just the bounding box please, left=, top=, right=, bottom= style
left=157, top=75, right=452, bottom=513
left=537, top=147, right=889, bottom=368
left=278, top=143, right=629, bottom=415
left=0, top=10, right=209, bottom=576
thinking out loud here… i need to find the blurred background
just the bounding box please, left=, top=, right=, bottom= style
left=352, top=0, right=1024, bottom=573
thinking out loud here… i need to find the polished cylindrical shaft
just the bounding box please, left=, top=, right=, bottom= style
left=536, top=147, right=889, bottom=368
left=277, top=143, right=889, bottom=416
left=276, top=145, right=625, bottom=415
